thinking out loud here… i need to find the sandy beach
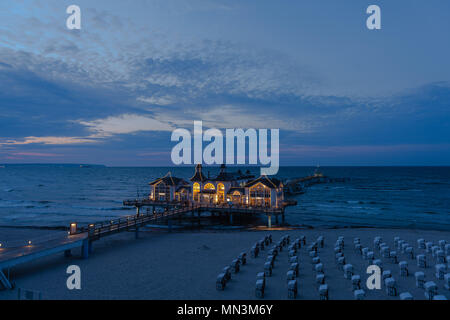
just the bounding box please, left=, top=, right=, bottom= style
left=0, top=226, right=449, bottom=300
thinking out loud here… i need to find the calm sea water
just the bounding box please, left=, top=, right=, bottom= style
left=0, top=166, right=449, bottom=230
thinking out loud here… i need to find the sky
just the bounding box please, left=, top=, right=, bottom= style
left=0, top=0, right=449, bottom=166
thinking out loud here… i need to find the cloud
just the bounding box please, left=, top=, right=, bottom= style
left=77, top=114, right=174, bottom=137
left=0, top=136, right=98, bottom=146
left=137, top=95, right=176, bottom=106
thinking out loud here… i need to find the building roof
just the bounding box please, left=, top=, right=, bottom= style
left=213, top=171, right=237, bottom=181
left=227, top=187, right=245, bottom=195
left=190, top=164, right=208, bottom=182
left=149, top=174, right=187, bottom=186
left=245, top=175, right=282, bottom=189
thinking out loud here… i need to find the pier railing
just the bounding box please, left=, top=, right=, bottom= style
left=122, top=199, right=285, bottom=214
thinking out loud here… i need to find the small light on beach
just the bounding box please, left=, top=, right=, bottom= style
left=28, top=240, right=32, bottom=245
left=0, top=243, right=2, bottom=247
left=70, top=222, right=77, bottom=235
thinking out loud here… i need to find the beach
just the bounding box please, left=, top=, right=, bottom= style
left=1, top=226, right=448, bottom=300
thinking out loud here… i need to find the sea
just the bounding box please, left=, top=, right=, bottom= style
left=0, top=165, right=449, bottom=231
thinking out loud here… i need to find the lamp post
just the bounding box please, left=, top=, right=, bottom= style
left=70, top=222, right=77, bottom=235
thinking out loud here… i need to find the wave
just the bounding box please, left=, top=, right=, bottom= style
left=70, top=205, right=133, bottom=211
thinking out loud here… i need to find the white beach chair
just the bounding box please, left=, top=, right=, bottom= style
left=343, top=264, right=353, bottom=279
left=433, top=295, right=447, bottom=300
left=231, top=259, right=240, bottom=273
left=362, top=247, right=369, bottom=259
left=435, top=264, right=446, bottom=280
left=397, top=239, right=405, bottom=251
left=439, top=240, right=446, bottom=251
left=366, top=251, right=374, bottom=264
left=257, top=272, right=265, bottom=284
left=385, top=277, right=397, bottom=296
left=255, top=279, right=265, bottom=298
left=415, top=271, right=425, bottom=289
left=401, top=243, right=409, bottom=254
left=432, top=245, right=440, bottom=258
left=354, top=289, right=365, bottom=300
left=399, top=261, right=408, bottom=277
left=216, top=273, right=226, bottom=290
left=417, top=238, right=425, bottom=249
left=352, top=275, right=361, bottom=291
left=290, top=256, right=298, bottom=264
left=258, top=239, right=265, bottom=250
left=436, top=250, right=445, bottom=264
left=288, top=244, right=297, bottom=254
left=399, top=292, right=413, bottom=300
left=312, top=257, right=320, bottom=266
left=287, top=270, right=295, bottom=283
left=426, top=242, right=434, bottom=253
left=335, top=252, right=343, bottom=266
left=354, top=243, right=362, bottom=254
left=445, top=244, right=450, bottom=256
left=374, top=236, right=382, bottom=249
left=405, top=246, right=414, bottom=259
left=373, top=259, right=383, bottom=272
left=319, top=284, right=328, bottom=300
left=300, top=235, right=306, bottom=246
left=267, top=255, right=275, bottom=268
left=336, top=239, right=344, bottom=250
left=315, top=263, right=324, bottom=275
left=277, top=242, right=283, bottom=252
left=381, top=246, right=390, bottom=259
left=390, top=251, right=398, bottom=264
left=289, top=250, right=296, bottom=260
left=417, top=254, right=427, bottom=268
left=394, top=237, right=400, bottom=248
left=337, top=256, right=346, bottom=269
left=290, top=262, right=299, bottom=277
left=223, top=266, right=232, bottom=281
left=287, top=279, right=297, bottom=299
left=424, top=281, right=438, bottom=300
left=316, top=273, right=325, bottom=285
left=382, top=270, right=392, bottom=280
left=444, top=273, right=450, bottom=290
left=251, top=245, right=259, bottom=258
left=238, top=252, right=247, bottom=265
left=317, top=236, right=324, bottom=248
left=264, top=262, right=272, bottom=277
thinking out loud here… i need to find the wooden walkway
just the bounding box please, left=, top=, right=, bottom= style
left=1, top=200, right=286, bottom=290
left=0, top=233, right=87, bottom=289
left=0, top=206, right=194, bottom=290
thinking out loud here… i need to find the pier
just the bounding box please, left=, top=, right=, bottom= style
left=0, top=201, right=285, bottom=289
left=1, top=169, right=348, bottom=290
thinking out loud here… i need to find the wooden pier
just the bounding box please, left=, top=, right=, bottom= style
left=122, top=199, right=287, bottom=227
left=0, top=195, right=295, bottom=290
left=0, top=233, right=87, bottom=289
left=1, top=201, right=285, bottom=289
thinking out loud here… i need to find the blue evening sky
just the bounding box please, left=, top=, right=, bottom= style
left=0, top=0, right=449, bottom=166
